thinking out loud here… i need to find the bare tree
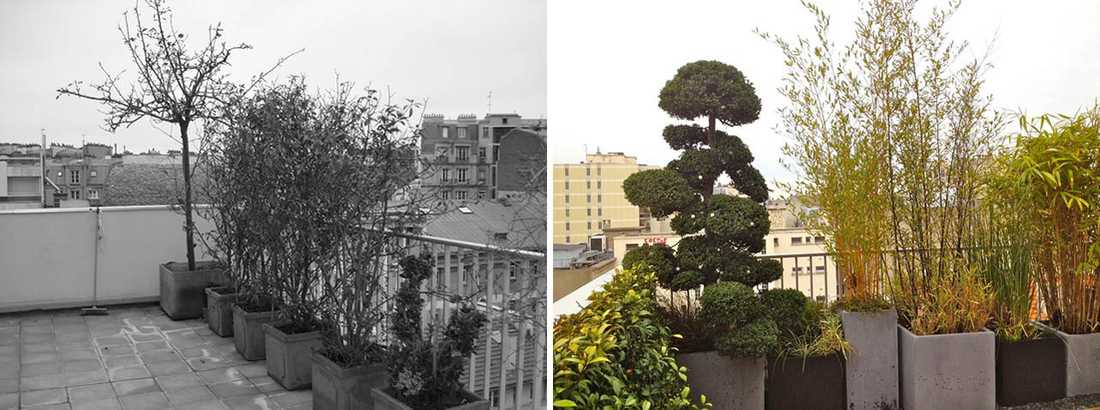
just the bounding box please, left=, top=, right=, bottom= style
left=57, top=0, right=296, bottom=270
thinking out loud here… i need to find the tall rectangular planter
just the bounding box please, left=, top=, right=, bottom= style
left=840, top=309, right=899, bottom=410
left=677, top=351, right=764, bottom=410
left=232, top=304, right=278, bottom=361
left=1053, top=329, right=1100, bottom=397
left=370, top=388, right=488, bottom=410
left=263, top=323, right=322, bottom=390
left=898, top=325, right=994, bottom=410
left=205, top=287, right=236, bottom=337
left=159, top=262, right=223, bottom=320
left=765, top=354, right=846, bottom=410
left=996, top=335, right=1066, bottom=406
left=312, top=351, right=388, bottom=410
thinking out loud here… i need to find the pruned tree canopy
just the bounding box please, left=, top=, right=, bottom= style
left=658, top=60, right=761, bottom=128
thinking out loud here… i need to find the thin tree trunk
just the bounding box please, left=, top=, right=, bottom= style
left=180, top=121, right=197, bottom=271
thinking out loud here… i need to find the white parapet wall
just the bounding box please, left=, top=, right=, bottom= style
left=0, top=205, right=213, bottom=313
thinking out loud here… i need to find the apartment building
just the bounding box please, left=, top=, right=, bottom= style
left=43, top=158, right=119, bottom=207
left=552, top=151, right=662, bottom=245
left=0, top=156, right=43, bottom=209
left=419, top=113, right=547, bottom=201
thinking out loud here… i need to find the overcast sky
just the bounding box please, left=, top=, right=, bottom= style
left=0, top=0, right=546, bottom=152
left=549, top=0, right=1100, bottom=189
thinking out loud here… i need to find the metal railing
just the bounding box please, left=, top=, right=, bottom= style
left=392, top=230, right=546, bottom=410
left=758, top=251, right=839, bottom=302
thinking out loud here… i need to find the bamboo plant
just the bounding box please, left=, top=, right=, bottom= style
left=1006, top=108, right=1100, bottom=335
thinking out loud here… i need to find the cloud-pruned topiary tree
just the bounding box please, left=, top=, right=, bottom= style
left=623, top=60, right=782, bottom=357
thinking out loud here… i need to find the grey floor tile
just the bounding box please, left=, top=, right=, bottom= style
left=152, top=374, right=202, bottom=392
left=269, top=390, right=312, bottom=407
left=171, top=401, right=228, bottom=410
left=106, top=367, right=149, bottom=383
left=67, top=383, right=115, bottom=403
left=163, top=385, right=215, bottom=405
left=229, top=365, right=265, bottom=380
left=21, top=387, right=67, bottom=407
left=21, top=363, right=61, bottom=377
left=102, top=356, right=139, bottom=370
left=70, top=398, right=122, bottom=410
left=116, top=391, right=168, bottom=410
left=144, top=361, right=188, bottom=378
left=195, top=368, right=243, bottom=385
left=60, top=360, right=101, bottom=374
left=110, top=378, right=158, bottom=398
left=63, top=370, right=108, bottom=387
left=0, top=379, right=17, bottom=394
left=21, top=374, right=67, bottom=391
left=221, top=393, right=277, bottom=410
left=207, top=380, right=258, bottom=399
left=0, top=393, right=17, bottom=410
left=135, top=351, right=176, bottom=365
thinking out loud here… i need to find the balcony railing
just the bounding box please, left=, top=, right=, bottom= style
left=0, top=205, right=546, bottom=409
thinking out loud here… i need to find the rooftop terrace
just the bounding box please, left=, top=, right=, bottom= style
left=0, top=304, right=311, bottom=410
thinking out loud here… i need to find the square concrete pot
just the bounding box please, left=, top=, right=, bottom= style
left=370, top=388, right=488, bottom=410
left=765, top=353, right=846, bottom=410
left=996, top=334, right=1065, bottom=406
left=159, top=261, right=224, bottom=320
left=232, top=303, right=278, bottom=361
left=898, top=325, right=994, bottom=410
left=205, top=287, right=237, bottom=337
left=312, top=351, right=388, bottom=410
left=1052, top=328, right=1100, bottom=397
left=840, top=308, right=899, bottom=410
left=677, top=350, right=764, bottom=410
left=263, top=322, right=322, bottom=390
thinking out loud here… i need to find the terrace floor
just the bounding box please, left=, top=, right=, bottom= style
left=0, top=304, right=312, bottom=410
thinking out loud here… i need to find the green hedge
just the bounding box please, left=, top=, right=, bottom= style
left=553, top=268, right=709, bottom=409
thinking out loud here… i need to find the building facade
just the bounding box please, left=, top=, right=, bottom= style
left=419, top=113, right=546, bottom=201
left=43, top=158, right=119, bottom=207
left=0, top=156, right=43, bottom=209
left=552, top=152, right=661, bottom=245
left=762, top=199, right=837, bottom=301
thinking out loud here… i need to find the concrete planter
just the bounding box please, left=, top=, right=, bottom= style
left=765, top=353, right=846, bottom=410
left=205, top=287, right=236, bottom=337
left=1051, top=328, right=1100, bottom=397
left=232, top=304, right=278, bottom=361
left=996, top=334, right=1065, bottom=406
left=898, top=325, right=994, bottom=410
left=370, top=388, right=489, bottom=410
left=840, top=308, right=899, bottom=410
left=677, top=351, right=764, bottom=410
left=263, top=322, right=322, bottom=390
left=159, top=261, right=224, bottom=320
left=312, top=351, right=388, bottom=410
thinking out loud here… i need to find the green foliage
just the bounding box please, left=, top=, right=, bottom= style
left=1006, top=108, right=1100, bottom=334
left=622, top=244, right=679, bottom=289
left=627, top=59, right=775, bottom=358
left=762, top=0, right=1004, bottom=326
left=622, top=169, right=698, bottom=218
left=783, top=306, right=853, bottom=359
left=700, top=282, right=763, bottom=327
left=714, top=319, right=779, bottom=359
left=388, top=255, right=487, bottom=409
left=554, top=268, right=710, bottom=409
left=658, top=60, right=761, bottom=127
left=760, top=289, right=810, bottom=345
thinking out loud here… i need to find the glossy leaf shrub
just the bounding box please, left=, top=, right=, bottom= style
left=553, top=268, right=709, bottom=409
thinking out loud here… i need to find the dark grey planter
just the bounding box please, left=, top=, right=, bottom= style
left=840, top=308, right=899, bottom=410
left=232, top=304, right=278, bottom=361
left=205, top=287, right=236, bottom=337
left=263, top=322, right=322, bottom=390
left=159, top=261, right=224, bottom=320
left=312, top=351, right=388, bottom=410
left=370, top=388, right=488, bottom=410
left=898, top=325, right=994, bottom=410
left=1052, top=328, right=1100, bottom=397
left=677, top=350, right=764, bottom=410
left=996, top=334, right=1066, bottom=406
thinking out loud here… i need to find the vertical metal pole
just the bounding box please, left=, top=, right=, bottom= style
left=40, top=129, right=46, bottom=207
left=513, top=260, right=527, bottom=409
left=810, top=256, right=815, bottom=301
left=482, top=252, right=494, bottom=399
left=795, top=257, right=800, bottom=295
left=497, top=259, right=511, bottom=408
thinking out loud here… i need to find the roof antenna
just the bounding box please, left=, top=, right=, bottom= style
left=487, top=91, right=493, bottom=114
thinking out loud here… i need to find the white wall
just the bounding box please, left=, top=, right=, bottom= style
left=0, top=205, right=213, bottom=313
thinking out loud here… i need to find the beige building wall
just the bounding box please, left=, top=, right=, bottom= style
left=763, top=201, right=838, bottom=301
left=552, top=152, right=659, bottom=244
